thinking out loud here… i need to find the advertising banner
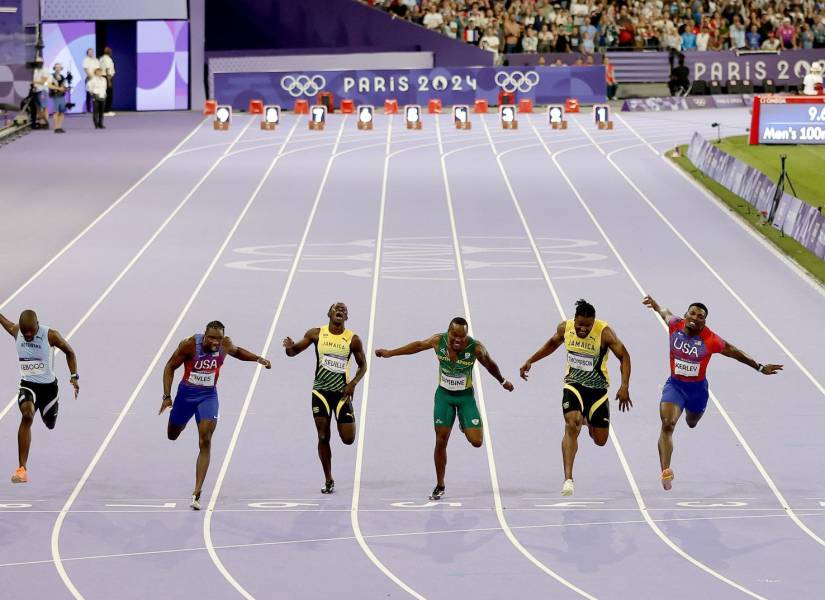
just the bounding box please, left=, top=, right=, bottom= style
left=213, top=65, right=606, bottom=109
left=683, top=50, right=825, bottom=84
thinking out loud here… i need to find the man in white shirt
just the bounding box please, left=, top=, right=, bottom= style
left=522, top=28, right=539, bottom=52
left=480, top=28, right=501, bottom=54
left=99, top=46, right=116, bottom=116
left=31, top=58, right=50, bottom=128
left=802, top=61, right=823, bottom=95
left=82, top=48, right=100, bottom=113
left=422, top=7, right=444, bottom=30
left=86, top=67, right=107, bottom=129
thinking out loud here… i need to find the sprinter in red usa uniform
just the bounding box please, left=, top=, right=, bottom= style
left=159, top=320, right=271, bottom=509
left=643, top=296, right=782, bottom=491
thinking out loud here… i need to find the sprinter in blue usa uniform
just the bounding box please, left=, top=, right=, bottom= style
left=159, top=320, right=270, bottom=509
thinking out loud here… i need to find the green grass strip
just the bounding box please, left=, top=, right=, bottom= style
left=672, top=143, right=825, bottom=287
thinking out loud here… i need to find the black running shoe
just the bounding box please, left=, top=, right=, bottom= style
left=321, top=480, right=335, bottom=494
left=429, top=485, right=445, bottom=501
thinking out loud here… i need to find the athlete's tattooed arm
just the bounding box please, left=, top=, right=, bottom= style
left=375, top=334, right=439, bottom=358
left=476, top=342, right=514, bottom=391
left=159, top=337, right=196, bottom=414
left=520, top=321, right=566, bottom=380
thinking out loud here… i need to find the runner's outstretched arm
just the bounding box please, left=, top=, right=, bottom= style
left=0, top=313, right=19, bottom=337
left=283, top=328, right=320, bottom=357
left=720, top=341, right=783, bottom=374
left=375, top=334, right=439, bottom=358
left=476, top=342, right=514, bottom=391
left=642, top=295, right=674, bottom=322
left=225, top=336, right=271, bottom=368
left=520, top=321, right=565, bottom=380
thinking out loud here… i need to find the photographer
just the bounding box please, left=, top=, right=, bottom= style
left=47, top=63, right=68, bottom=133
left=86, top=67, right=107, bottom=129
left=99, top=47, right=116, bottom=116
left=32, top=58, right=50, bottom=129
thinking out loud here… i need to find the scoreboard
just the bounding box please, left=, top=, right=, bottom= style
left=749, top=95, right=825, bottom=145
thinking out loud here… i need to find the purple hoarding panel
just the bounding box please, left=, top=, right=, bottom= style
left=42, top=21, right=95, bottom=114
left=807, top=214, right=825, bottom=253
left=686, top=132, right=822, bottom=258
left=137, top=21, right=189, bottom=111
left=684, top=50, right=825, bottom=84
left=214, top=66, right=606, bottom=109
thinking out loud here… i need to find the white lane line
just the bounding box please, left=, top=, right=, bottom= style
left=615, top=113, right=825, bottom=301
left=0, top=117, right=208, bottom=313
left=436, top=115, right=597, bottom=600
left=524, top=114, right=769, bottom=600
left=9, top=510, right=825, bottom=570
left=350, top=119, right=428, bottom=600
left=202, top=117, right=354, bottom=600
left=49, top=116, right=302, bottom=600
left=0, top=118, right=251, bottom=424
left=593, top=115, right=825, bottom=550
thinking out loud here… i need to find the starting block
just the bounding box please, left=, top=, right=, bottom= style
left=203, top=100, right=217, bottom=115
left=293, top=99, right=309, bottom=114
left=565, top=98, right=580, bottom=113
left=405, top=104, right=422, bottom=129
left=428, top=99, right=442, bottom=114
left=453, top=105, right=471, bottom=129
left=500, top=104, right=518, bottom=129
left=593, top=104, right=613, bottom=129
left=474, top=99, right=489, bottom=113
left=548, top=104, right=567, bottom=130
left=340, top=99, right=355, bottom=114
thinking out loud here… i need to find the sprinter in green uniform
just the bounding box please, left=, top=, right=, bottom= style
left=376, top=317, right=514, bottom=500
left=520, top=300, right=632, bottom=497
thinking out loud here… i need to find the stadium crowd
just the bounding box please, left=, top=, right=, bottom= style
left=363, top=0, right=825, bottom=54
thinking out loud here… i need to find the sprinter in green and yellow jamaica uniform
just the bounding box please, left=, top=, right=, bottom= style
left=519, top=300, right=632, bottom=498
left=283, top=302, right=367, bottom=495
left=375, top=317, right=514, bottom=501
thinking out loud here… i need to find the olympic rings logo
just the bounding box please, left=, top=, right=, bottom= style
left=494, top=70, right=540, bottom=93
left=280, top=75, right=327, bottom=97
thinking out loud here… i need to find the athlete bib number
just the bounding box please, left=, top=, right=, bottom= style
left=19, top=359, right=47, bottom=378
left=187, top=371, right=216, bottom=386
left=440, top=372, right=467, bottom=391
left=567, top=352, right=594, bottom=372
left=674, top=359, right=700, bottom=378
left=320, top=354, right=348, bottom=373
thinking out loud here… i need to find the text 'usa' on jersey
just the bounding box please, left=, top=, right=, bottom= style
left=180, top=334, right=226, bottom=389
left=667, top=316, right=725, bottom=382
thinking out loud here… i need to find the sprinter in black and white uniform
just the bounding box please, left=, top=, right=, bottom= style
left=0, top=310, right=79, bottom=484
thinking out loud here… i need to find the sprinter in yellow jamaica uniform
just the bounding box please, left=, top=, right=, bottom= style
left=520, top=299, right=632, bottom=498
left=283, top=302, right=367, bottom=495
